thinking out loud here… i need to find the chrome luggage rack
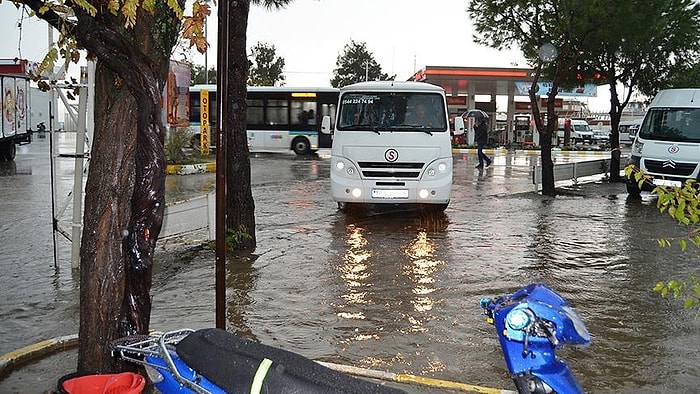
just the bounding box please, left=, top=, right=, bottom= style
left=111, top=329, right=194, bottom=368
left=112, top=329, right=213, bottom=393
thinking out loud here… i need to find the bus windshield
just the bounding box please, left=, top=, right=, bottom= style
left=639, top=108, right=700, bottom=143
left=337, top=92, right=447, bottom=132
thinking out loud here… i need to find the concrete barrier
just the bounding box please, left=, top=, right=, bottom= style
left=161, top=191, right=216, bottom=240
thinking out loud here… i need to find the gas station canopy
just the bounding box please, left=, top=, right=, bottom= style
left=410, top=65, right=534, bottom=98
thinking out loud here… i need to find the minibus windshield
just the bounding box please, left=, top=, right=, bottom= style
left=337, top=92, right=447, bottom=132
left=639, top=108, right=700, bottom=143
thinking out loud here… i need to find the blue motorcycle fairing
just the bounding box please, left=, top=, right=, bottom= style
left=529, top=359, right=586, bottom=394
left=483, top=283, right=590, bottom=394
left=145, top=353, right=225, bottom=394
left=491, top=283, right=590, bottom=345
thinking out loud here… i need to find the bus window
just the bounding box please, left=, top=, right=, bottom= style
left=291, top=101, right=318, bottom=126
left=266, top=99, right=287, bottom=125
left=247, top=98, right=264, bottom=124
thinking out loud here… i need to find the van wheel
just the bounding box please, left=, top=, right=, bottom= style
left=292, top=137, right=311, bottom=155
left=626, top=181, right=642, bottom=198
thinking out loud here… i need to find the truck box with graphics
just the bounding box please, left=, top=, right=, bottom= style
left=1, top=59, right=32, bottom=161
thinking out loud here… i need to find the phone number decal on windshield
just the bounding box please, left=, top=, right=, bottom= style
left=341, top=95, right=378, bottom=105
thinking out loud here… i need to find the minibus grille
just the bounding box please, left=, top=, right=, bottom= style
left=357, top=162, right=424, bottom=179
left=644, top=159, right=697, bottom=176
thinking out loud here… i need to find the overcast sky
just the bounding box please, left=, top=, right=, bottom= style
left=0, top=0, right=613, bottom=111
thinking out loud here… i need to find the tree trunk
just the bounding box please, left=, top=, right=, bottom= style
left=75, top=6, right=176, bottom=372
left=226, top=0, right=257, bottom=250
left=79, top=65, right=137, bottom=372
left=528, top=62, right=556, bottom=196
left=608, top=81, right=623, bottom=182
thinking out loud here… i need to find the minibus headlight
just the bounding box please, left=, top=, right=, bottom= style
left=438, top=162, right=447, bottom=172
left=351, top=188, right=362, bottom=198
left=632, top=140, right=644, bottom=155
left=335, top=161, right=345, bottom=170
left=418, top=189, right=430, bottom=199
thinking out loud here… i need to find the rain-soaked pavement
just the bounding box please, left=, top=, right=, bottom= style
left=1, top=132, right=700, bottom=393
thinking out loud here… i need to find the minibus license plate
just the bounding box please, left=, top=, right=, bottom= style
left=652, top=179, right=682, bottom=188
left=372, top=189, right=409, bottom=199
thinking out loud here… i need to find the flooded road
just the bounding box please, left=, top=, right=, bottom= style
left=1, top=133, right=699, bottom=393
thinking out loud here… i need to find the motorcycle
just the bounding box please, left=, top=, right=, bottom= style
left=480, top=283, right=591, bottom=394
left=112, top=327, right=405, bottom=394
left=110, top=283, right=589, bottom=394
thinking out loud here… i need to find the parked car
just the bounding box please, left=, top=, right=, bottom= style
left=617, top=119, right=642, bottom=145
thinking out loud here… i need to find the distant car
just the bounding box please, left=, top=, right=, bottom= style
left=617, top=119, right=642, bottom=145
left=591, top=128, right=610, bottom=144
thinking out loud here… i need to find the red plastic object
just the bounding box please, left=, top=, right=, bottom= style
left=60, top=372, right=146, bottom=394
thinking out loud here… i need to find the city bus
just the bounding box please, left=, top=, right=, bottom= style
left=188, top=85, right=339, bottom=155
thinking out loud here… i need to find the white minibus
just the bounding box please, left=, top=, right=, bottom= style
left=626, top=88, right=700, bottom=196
left=321, top=81, right=464, bottom=211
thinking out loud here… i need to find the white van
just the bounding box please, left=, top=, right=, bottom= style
left=556, top=118, right=594, bottom=145
left=626, top=88, right=700, bottom=196
left=321, top=81, right=464, bottom=211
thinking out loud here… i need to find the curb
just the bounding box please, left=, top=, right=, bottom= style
left=515, top=149, right=609, bottom=156
left=0, top=334, right=79, bottom=379
left=452, top=148, right=508, bottom=155
left=166, top=162, right=216, bottom=175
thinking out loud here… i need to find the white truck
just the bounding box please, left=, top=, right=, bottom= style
left=321, top=81, right=464, bottom=211
left=626, top=88, right=700, bottom=196
left=0, top=72, right=32, bottom=161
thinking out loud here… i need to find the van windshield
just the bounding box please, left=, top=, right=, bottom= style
left=639, top=108, right=700, bottom=143
left=337, top=92, right=447, bottom=132
left=573, top=124, right=591, bottom=132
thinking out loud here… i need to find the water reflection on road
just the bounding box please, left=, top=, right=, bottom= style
left=1, top=135, right=699, bottom=393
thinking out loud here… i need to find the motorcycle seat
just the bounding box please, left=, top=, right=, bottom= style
left=176, top=328, right=404, bottom=394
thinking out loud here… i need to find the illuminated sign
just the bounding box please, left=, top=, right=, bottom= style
left=291, top=92, right=317, bottom=98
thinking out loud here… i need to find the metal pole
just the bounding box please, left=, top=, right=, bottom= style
left=69, top=67, right=89, bottom=268
left=49, top=100, right=59, bottom=271
left=215, top=0, right=229, bottom=330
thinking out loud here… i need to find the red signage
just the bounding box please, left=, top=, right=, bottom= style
left=446, top=96, right=467, bottom=105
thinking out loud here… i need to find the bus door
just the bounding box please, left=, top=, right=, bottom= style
left=288, top=98, right=318, bottom=151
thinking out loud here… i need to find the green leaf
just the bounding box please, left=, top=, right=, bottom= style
left=684, top=298, right=695, bottom=309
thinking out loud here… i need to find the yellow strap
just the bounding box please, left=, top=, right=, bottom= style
left=250, top=358, right=273, bottom=394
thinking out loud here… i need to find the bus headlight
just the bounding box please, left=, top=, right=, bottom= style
left=351, top=188, right=362, bottom=198
left=336, top=161, right=345, bottom=170
left=438, top=162, right=447, bottom=172
left=418, top=189, right=430, bottom=199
